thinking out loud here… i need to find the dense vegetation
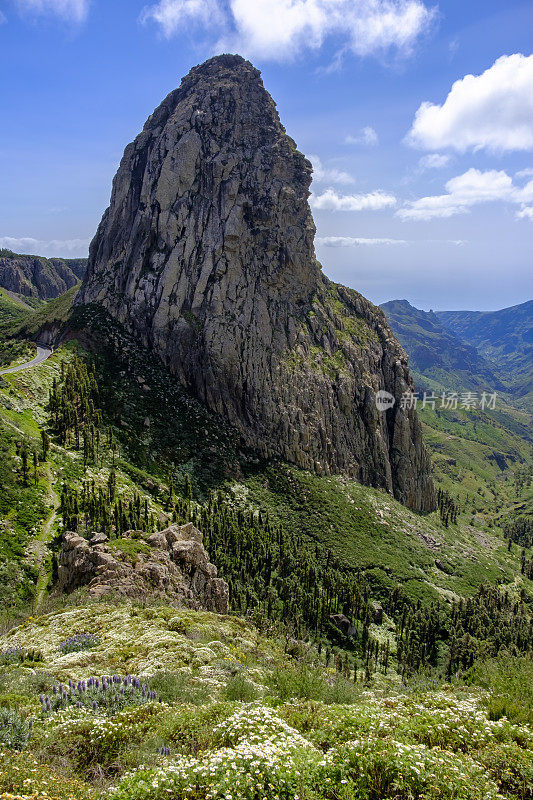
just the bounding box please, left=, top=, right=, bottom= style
left=38, top=348, right=529, bottom=681
left=0, top=297, right=531, bottom=799
left=0, top=602, right=532, bottom=800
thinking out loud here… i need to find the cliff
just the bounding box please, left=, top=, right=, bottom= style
left=0, top=249, right=87, bottom=300
left=78, top=54, right=435, bottom=511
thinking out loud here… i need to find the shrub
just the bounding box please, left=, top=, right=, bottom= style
left=34, top=703, right=164, bottom=775
left=318, top=737, right=503, bottom=800
left=267, top=664, right=330, bottom=701
left=469, top=654, right=533, bottom=724
left=160, top=702, right=232, bottom=755
left=58, top=633, right=100, bottom=654
left=323, top=675, right=360, bottom=705
left=39, top=674, right=157, bottom=715
left=0, top=748, right=97, bottom=799
left=222, top=673, right=259, bottom=702
left=0, top=707, right=32, bottom=750
left=147, top=671, right=210, bottom=705
left=112, top=706, right=317, bottom=800
left=477, top=742, right=533, bottom=799
left=0, top=646, right=43, bottom=665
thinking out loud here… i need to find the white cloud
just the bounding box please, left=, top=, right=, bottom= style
left=418, top=153, right=450, bottom=170
left=142, top=0, right=435, bottom=62
left=517, top=206, right=533, bottom=221
left=516, top=167, right=533, bottom=179
left=310, top=156, right=354, bottom=185
left=345, top=126, right=379, bottom=146
left=317, top=236, right=465, bottom=246
left=310, top=187, right=396, bottom=211
left=0, top=236, right=90, bottom=257
left=139, top=0, right=223, bottom=35
left=398, top=168, right=533, bottom=220
left=317, top=236, right=408, bottom=246
left=407, top=54, right=533, bottom=153
left=16, top=0, right=89, bottom=23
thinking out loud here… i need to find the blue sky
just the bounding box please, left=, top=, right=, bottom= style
left=0, top=0, right=532, bottom=311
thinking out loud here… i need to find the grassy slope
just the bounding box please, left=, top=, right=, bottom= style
left=0, top=326, right=530, bottom=619
left=381, top=299, right=532, bottom=537
left=436, top=301, right=533, bottom=410
left=380, top=299, right=502, bottom=395
left=241, top=464, right=528, bottom=603
left=7, top=284, right=79, bottom=340
left=0, top=601, right=532, bottom=800
left=0, top=287, right=31, bottom=330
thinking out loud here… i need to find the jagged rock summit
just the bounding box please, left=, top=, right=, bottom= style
left=78, top=54, right=435, bottom=511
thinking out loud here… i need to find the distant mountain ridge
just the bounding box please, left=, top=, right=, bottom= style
left=380, top=299, right=504, bottom=395
left=0, top=249, right=87, bottom=300
left=436, top=301, right=532, bottom=406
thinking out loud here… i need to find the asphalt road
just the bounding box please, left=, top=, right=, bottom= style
left=0, top=345, right=53, bottom=376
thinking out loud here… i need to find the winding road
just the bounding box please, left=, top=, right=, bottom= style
left=0, top=344, right=53, bottom=376
left=0, top=341, right=57, bottom=609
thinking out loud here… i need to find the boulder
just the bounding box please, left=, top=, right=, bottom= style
left=329, top=613, right=356, bottom=638
left=371, top=601, right=384, bottom=625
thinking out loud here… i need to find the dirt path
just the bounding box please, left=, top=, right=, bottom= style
left=31, top=467, right=59, bottom=612
left=0, top=350, right=59, bottom=612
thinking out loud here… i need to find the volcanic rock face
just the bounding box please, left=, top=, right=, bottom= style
left=78, top=54, right=435, bottom=512
left=57, top=523, right=229, bottom=614
left=0, top=251, right=86, bottom=299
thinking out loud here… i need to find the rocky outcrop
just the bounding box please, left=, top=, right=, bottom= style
left=78, top=54, right=435, bottom=512
left=0, top=250, right=86, bottom=300
left=57, top=523, right=229, bottom=614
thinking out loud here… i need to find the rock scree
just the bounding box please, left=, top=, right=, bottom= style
left=77, top=53, right=435, bottom=512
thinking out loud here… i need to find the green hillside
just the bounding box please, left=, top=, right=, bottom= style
left=0, top=299, right=531, bottom=800
left=381, top=298, right=533, bottom=531
left=380, top=299, right=503, bottom=395
left=437, top=301, right=533, bottom=410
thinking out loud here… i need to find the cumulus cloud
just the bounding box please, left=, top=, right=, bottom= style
left=317, top=236, right=408, bottom=246
left=139, top=0, right=223, bottom=35
left=141, top=0, right=435, bottom=62
left=0, top=236, right=90, bottom=257
left=345, top=126, right=379, bottom=146
left=418, top=153, right=450, bottom=170
left=407, top=54, right=533, bottom=153
left=310, top=156, right=354, bottom=185
left=398, top=168, right=533, bottom=220
left=15, top=0, right=89, bottom=23
left=310, top=188, right=396, bottom=211
left=517, top=207, right=533, bottom=221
